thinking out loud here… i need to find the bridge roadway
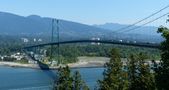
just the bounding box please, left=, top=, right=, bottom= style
left=23, top=40, right=160, bottom=49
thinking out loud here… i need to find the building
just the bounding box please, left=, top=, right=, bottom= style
left=21, top=38, right=29, bottom=43
left=10, top=52, right=24, bottom=61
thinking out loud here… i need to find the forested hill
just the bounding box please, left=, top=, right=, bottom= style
left=0, top=12, right=163, bottom=42
left=0, top=12, right=111, bottom=38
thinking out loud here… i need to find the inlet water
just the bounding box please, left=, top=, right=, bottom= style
left=0, top=66, right=104, bottom=90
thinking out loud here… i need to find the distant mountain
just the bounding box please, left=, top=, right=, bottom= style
left=0, top=12, right=113, bottom=40
left=94, top=23, right=159, bottom=36
left=0, top=12, right=163, bottom=42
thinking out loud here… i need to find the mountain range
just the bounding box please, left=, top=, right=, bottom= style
left=0, top=12, right=163, bottom=42
left=94, top=23, right=159, bottom=35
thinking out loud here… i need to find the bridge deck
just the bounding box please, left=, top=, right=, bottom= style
left=23, top=40, right=160, bottom=49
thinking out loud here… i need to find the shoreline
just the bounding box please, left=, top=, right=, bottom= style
left=0, top=56, right=109, bottom=70
left=0, top=61, right=105, bottom=70
left=0, top=56, right=159, bottom=70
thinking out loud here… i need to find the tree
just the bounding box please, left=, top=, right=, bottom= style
left=136, top=53, right=155, bottom=90
left=55, top=66, right=73, bottom=90
left=128, top=54, right=138, bottom=90
left=55, top=66, right=89, bottom=90
left=73, top=71, right=89, bottom=90
left=155, top=26, right=169, bottom=90
left=98, top=48, right=128, bottom=90
left=128, top=53, right=155, bottom=90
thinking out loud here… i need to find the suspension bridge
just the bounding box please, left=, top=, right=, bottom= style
left=22, top=18, right=162, bottom=67
left=23, top=39, right=160, bottom=49
left=22, top=3, right=169, bottom=65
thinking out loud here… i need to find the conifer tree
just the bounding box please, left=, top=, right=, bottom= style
left=128, top=54, right=138, bottom=90
left=128, top=53, right=155, bottom=90
left=55, top=66, right=89, bottom=90
left=98, top=48, right=127, bottom=90
left=73, top=71, right=89, bottom=90
left=136, top=53, right=155, bottom=90
left=55, top=66, right=73, bottom=90
left=155, top=26, right=169, bottom=90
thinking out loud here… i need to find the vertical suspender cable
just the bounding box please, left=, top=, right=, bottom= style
left=50, top=19, right=54, bottom=64
left=56, top=19, right=60, bottom=65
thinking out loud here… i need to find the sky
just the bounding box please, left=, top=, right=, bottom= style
left=0, top=0, right=169, bottom=26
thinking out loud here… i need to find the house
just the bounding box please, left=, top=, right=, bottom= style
left=21, top=38, right=29, bottom=43
left=10, top=52, right=24, bottom=61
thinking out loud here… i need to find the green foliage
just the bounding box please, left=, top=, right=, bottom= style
left=98, top=48, right=128, bottom=90
left=55, top=66, right=89, bottom=90
left=127, top=54, right=138, bottom=90
left=46, top=45, right=79, bottom=64
left=74, top=71, right=82, bottom=90
left=45, top=44, right=160, bottom=65
left=0, top=35, right=160, bottom=64
left=3, top=57, right=16, bottom=62
left=73, top=71, right=89, bottom=90
left=155, top=26, right=169, bottom=90
left=0, top=35, right=23, bottom=55
left=15, top=58, right=28, bottom=64
left=55, top=66, right=73, bottom=90
left=137, top=53, right=155, bottom=90
left=127, top=53, right=156, bottom=90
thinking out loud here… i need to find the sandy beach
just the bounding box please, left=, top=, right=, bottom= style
left=0, top=56, right=110, bottom=69
left=0, top=61, right=40, bottom=69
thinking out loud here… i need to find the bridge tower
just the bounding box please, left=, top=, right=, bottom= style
left=50, top=19, right=60, bottom=66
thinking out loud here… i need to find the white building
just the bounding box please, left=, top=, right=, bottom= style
left=33, top=38, right=37, bottom=42
left=21, top=38, right=29, bottom=43
left=38, top=39, right=42, bottom=42
left=10, top=52, right=24, bottom=61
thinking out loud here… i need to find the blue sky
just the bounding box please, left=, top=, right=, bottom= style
left=0, top=0, right=169, bottom=26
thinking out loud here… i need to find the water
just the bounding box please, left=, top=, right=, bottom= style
left=0, top=66, right=104, bottom=90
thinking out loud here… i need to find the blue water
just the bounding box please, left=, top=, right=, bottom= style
left=0, top=66, right=104, bottom=90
